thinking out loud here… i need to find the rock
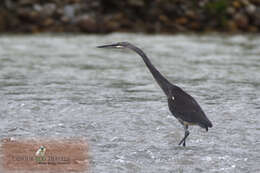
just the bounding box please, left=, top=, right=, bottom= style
left=0, top=11, right=7, bottom=31
left=105, top=21, right=120, bottom=31
left=33, top=4, right=42, bottom=12
left=246, top=4, right=256, bottom=14
left=61, top=16, right=70, bottom=23
left=226, top=7, right=236, bottom=15
left=198, top=0, right=207, bottom=7
left=102, top=13, right=123, bottom=32
left=159, top=15, right=169, bottom=24
left=234, top=13, right=248, bottom=29
left=190, top=22, right=201, bottom=30
left=19, top=0, right=37, bottom=5
left=29, top=25, right=40, bottom=33
left=5, top=0, right=16, bottom=9
left=0, top=0, right=260, bottom=33
left=77, top=15, right=97, bottom=32
left=128, top=0, right=145, bottom=7
left=64, top=5, right=79, bottom=19
left=42, top=18, right=55, bottom=26
left=18, top=9, right=41, bottom=23
left=186, top=10, right=197, bottom=19
left=67, top=0, right=81, bottom=3
left=42, top=3, right=56, bottom=16
left=227, top=20, right=238, bottom=32
left=176, top=17, right=188, bottom=25
left=33, top=3, right=56, bottom=17
left=241, top=0, right=250, bottom=6
left=233, top=1, right=241, bottom=9
left=252, top=7, right=260, bottom=25
left=169, top=22, right=187, bottom=32
left=248, top=26, right=258, bottom=32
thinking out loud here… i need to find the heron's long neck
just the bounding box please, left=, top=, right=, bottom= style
left=129, top=45, right=171, bottom=95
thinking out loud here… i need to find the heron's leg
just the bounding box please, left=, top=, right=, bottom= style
left=178, top=125, right=189, bottom=147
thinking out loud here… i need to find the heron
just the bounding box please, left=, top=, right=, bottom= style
left=97, top=42, right=213, bottom=146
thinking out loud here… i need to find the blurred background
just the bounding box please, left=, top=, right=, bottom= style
left=0, top=0, right=260, bottom=33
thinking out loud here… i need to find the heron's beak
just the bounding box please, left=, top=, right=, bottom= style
left=97, top=43, right=122, bottom=49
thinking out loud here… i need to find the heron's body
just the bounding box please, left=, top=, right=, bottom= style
left=97, top=42, right=213, bottom=146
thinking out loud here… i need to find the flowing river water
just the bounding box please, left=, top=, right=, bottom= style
left=0, top=33, right=259, bottom=173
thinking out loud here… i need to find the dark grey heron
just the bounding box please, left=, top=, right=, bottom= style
left=97, top=42, right=213, bottom=146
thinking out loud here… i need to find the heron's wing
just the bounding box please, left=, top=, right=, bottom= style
left=170, top=88, right=212, bottom=128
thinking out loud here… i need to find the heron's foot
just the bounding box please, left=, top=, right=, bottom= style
left=178, top=130, right=190, bottom=147
left=178, top=140, right=183, bottom=146
left=178, top=139, right=186, bottom=147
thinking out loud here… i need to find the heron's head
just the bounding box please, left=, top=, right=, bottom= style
left=97, top=42, right=131, bottom=49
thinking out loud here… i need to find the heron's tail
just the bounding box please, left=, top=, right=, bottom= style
left=199, top=118, right=213, bottom=131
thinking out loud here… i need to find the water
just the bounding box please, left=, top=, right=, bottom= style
left=0, top=33, right=259, bottom=173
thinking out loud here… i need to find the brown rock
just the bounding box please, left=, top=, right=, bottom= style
left=227, top=20, right=238, bottom=32
left=234, top=13, right=249, bottom=29
left=159, top=15, right=169, bottom=23
left=61, top=16, right=70, bottom=23
left=190, top=22, right=201, bottom=30
left=19, top=0, right=37, bottom=5
left=176, top=17, right=188, bottom=25
left=241, top=0, right=250, bottom=6
left=42, top=3, right=56, bottom=17
left=246, top=4, right=256, bottom=14
left=233, top=1, right=241, bottom=9
left=29, top=11, right=40, bottom=21
left=42, top=18, right=55, bottom=26
left=128, top=0, right=145, bottom=7
left=77, top=15, right=97, bottom=32
left=252, top=7, right=260, bottom=25
left=186, top=10, right=197, bottom=19
left=31, top=25, right=40, bottom=33
left=105, top=21, right=120, bottom=31
left=227, top=7, right=236, bottom=15
left=18, top=9, right=42, bottom=23
left=102, top=15, right=121, bottom=32
left=67, top=0, right=81, bottom=3
left=0, top=11, right=7, bottom=31
left=112, top=13, right=124, bottom=21
left=248, top=26, right=258, bottom=32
